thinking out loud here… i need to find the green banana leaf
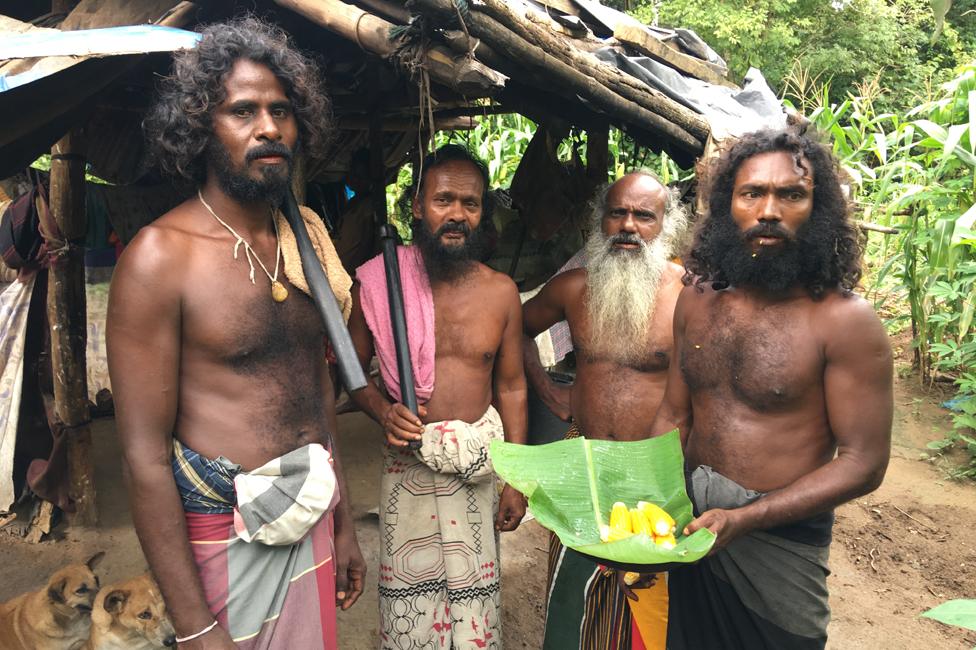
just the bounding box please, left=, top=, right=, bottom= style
left=490, top=430, right=716, bottom=565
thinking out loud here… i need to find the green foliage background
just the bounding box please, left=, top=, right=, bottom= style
left=626, top=0, right=976, bottom=111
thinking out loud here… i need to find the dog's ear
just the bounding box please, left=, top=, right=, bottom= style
left=47, top=578, right=67, bottom=604
left=103, top=590, right=128, bottom=614
left=86, top=551, right=106, bottom=571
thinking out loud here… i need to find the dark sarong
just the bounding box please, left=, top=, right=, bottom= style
left=667, top=465, right=833, bottom=650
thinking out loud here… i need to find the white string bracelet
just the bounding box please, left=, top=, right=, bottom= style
left=175, top=620, right=219, bottom=644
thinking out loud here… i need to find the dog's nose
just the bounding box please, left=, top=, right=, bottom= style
left=163, top=635, right=177, bottom=647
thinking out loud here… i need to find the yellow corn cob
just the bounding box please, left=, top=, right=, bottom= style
left=609, top=502, right=632, bottom=534
left=631, top=508, right=654, bottom=537
left=654, top=533, right=677, bottom=550
left=623, top=572, right=641, bottom=586
left=638, top=501, right=676, bottom=537
left=599, top=524, right=634, bottom=543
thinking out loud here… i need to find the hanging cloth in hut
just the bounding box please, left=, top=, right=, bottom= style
left=0, top=275, right=35, bottom=511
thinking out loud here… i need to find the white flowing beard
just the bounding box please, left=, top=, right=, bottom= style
left=583, top=230, right=669, bottom=364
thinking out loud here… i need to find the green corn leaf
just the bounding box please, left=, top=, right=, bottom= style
left=921, top=599, right=976, bottom=632
left=915, top=119, right=948, bottom=143
left=873, top=132, right=888, bottom=164
left=968, top=90, right=975, bottom=154
left=944, top=124, right=969, bottom=160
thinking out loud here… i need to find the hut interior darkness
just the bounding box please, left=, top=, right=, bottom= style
left=0, top=0, right=786, bottom=540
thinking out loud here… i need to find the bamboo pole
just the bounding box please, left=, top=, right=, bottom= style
left=47, top=129, right=97, bottom=527
left=273, top=0, right=504, bottom=96
left=409, top=0, right=704, bottom=154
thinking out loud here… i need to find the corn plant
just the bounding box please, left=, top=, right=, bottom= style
left=810, top=61, right=976, bottom=476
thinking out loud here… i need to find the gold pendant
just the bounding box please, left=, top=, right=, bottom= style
left=271, top=280, right=288, bottom=302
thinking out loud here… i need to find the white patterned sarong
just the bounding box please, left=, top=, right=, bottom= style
left=379, top=406, right=504, bottom=649
left=0, top=277, right=35, bottom=512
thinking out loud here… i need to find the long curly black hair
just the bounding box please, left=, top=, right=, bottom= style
left=685, top=129, right=862, bottom=299
left=143, top=16, right=332, bottom=184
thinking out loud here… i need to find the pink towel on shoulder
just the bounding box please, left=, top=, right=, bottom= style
left=356, top=246, right=435, bottom=404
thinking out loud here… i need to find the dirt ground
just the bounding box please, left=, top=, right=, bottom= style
left=1, top=371, right=974, bottom=649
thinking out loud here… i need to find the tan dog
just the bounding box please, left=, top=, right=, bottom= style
left=0, top=552, right=105, bottom=650
left=84, top=573, right=176, bottom=649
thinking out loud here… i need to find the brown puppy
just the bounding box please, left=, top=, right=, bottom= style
left=0, top=552, right=104, bottom=650
left=84, top=573, right=176, bottom=649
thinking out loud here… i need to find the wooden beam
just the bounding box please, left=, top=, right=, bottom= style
left=614, top=22, right=736, bottom=89
left=351, top=0, right=410, bottom=24
left=338, top=115, right=479, bottom=130
left=47, top=129, right=97, bottom=527
left=273, top=0, right=505, bottom=97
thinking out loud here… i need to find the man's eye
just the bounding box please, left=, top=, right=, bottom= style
left=234, top=108, right=252, bottom=117
left=272, top=108, right=289, bottom=118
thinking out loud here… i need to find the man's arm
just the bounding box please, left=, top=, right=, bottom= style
left=687, top=297, right=893, bottom=549
left=647, top=286, right=694, bottom=442
left=494, top=278, right=530, bottom=531
left=106, top=228, right=235, bottom=649
left=323, top=366, right=365, bottom=611
left=346, top=283, right=425, bottom=446
left=521, top=274, right=574, bottom=421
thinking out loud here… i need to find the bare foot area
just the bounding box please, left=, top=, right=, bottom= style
left=1, top=373, right=973, bottom=648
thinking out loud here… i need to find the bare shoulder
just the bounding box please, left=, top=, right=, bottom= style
left=476, top=263, right=521, bottom=302
left=819, top=290, right=891, bottom=357
left=819, top=290, right=884, bottom=330
left=114, top=200, right=200, bottom=288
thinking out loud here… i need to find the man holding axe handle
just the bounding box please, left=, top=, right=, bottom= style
left=348, top=144, right=528, bottom=649
left=108, top=19, right=365, bottom=649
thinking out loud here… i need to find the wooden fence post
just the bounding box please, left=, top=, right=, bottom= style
left=47, top=128, right=97, bottom=527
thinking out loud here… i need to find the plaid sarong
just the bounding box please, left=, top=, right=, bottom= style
left=173, top=440, right=339, bottom=649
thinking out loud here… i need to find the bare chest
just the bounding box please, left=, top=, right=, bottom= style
left=680, top=296, right=823, bottom=411
left=181, top=253, right=325, bottom=371
left=431, top=283, right=506, bottom=364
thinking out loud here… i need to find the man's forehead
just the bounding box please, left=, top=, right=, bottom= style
left=426, top=160, right=484, bottom=193
left=606, top=174, right=666, bottom=207
left=221, top=59, right=287, bottom=98
left=735, top=150, right=814, bottom=186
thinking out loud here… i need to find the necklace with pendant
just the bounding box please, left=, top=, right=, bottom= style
left=198, top=190, right=288, bottom=302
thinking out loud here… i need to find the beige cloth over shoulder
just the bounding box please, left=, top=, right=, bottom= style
left=275, top=205, right=352, bottom=321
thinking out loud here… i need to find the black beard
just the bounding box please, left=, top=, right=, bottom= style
left=412, top=218, right=488, bottom=283
left=206, top=138, right=296, bottom=205
left=707, top=214, right=829, bottom=293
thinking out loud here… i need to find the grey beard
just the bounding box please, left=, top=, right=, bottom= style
left=583, top=230, right=669, bottom=365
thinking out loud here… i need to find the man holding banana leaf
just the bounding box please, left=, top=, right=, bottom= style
left=649, top=128, right=893, bottom=649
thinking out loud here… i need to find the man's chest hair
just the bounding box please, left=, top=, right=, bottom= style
left=680, top=296, right=824, bottom=412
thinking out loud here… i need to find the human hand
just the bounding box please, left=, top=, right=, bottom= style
left=178, top=624, right=237, bottom=649
left=684, top=507, right=749, bottom=552
left=541, top=381, right=572, bottom=422
left=334, top=528, right=366, bottom=610
left=381, top=403, right=427, bottom=447
left=615, top=571, right=659, bottom=601
left=495, top=484, right=527, bottom=532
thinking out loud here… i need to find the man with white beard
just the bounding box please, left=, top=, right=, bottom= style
left=521, top=171, right=687, bottom=650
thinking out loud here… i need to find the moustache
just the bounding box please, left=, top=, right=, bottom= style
left=607, top=233, right=644, bottom=247
left=744, top=223, right=792, bottom=241
left=436, top=221, right=471, bottom=237
left=246, top=143, right=293, bottom=164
